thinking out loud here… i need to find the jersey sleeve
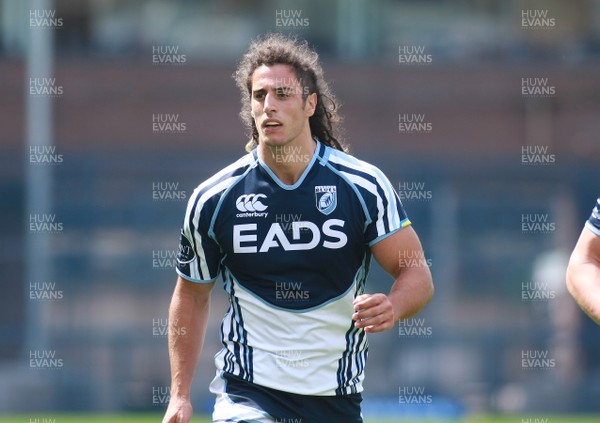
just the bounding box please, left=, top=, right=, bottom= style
left=176, top=188, right=222, bottom=283
left=364, top=168, right=411, bottom=246
left=585, top=197, right=600, bottom=237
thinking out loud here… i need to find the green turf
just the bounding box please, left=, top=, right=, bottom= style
left=2, top=415, right=599, bottom=423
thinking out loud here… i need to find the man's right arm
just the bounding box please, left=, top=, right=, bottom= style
left=162, top=276, right=215, bottom=423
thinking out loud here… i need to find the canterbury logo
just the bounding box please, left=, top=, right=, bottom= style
left=236, top=194, right=268, bottom=212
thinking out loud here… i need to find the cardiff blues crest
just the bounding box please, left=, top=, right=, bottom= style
left=315, top=185, right=337, bottom=215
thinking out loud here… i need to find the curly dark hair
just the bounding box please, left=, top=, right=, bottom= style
left=233, top=33, right=346, bottom=152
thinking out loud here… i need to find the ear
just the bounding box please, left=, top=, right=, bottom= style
left=305, top=93, right=317, bottom=117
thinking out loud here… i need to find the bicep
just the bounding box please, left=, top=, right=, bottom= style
left=174, top=275, right=215, bottom=302
left=370, top=226, right=425, bottom=278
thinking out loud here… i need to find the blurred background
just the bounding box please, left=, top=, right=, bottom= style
left=1, top=0, right=599, bottom=419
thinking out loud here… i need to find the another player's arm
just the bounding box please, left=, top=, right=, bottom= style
left=163, top=276, right=215, bottom=423
left=566, top=227, right=600, bottom=324
left=353, top=226, right=434, bottom=333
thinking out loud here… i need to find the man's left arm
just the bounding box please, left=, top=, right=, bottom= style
left=353, top=226, right=434, bottom=333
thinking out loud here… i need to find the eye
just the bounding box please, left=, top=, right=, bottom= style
left=253, top=91, right=265, bottom=100
left=276, top=88, right=291, bottom=98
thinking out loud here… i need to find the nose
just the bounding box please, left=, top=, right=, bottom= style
left=263, top=92, right=277, bottom=114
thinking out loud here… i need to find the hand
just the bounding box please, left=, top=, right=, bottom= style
left=162, top=396, right=193, bottom=423
left=352, top=293, right=395, bottom=333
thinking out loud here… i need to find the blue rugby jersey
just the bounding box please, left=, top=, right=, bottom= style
left=585, top=197, right=600, bottom=236
left=176, top=140, right=410, bottom=396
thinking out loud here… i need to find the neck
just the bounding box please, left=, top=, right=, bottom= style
left=258, top=136, right=317, bottom=186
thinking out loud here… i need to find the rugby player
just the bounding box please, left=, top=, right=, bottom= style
left=162, top=33, right=434, bottom=423
left=567, top=197, right=600, bottom=324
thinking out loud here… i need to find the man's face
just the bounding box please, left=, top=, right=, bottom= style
left=250, top=64, right=316, bottom=149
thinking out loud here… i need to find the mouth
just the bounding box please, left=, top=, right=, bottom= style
left=262, top=119, right=283, bottom=131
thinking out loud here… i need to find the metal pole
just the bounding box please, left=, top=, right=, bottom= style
left=25, top=0, right=55, bottom=352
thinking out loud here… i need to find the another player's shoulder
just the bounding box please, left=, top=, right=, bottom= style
left=189, top=152, right=256, bottom=206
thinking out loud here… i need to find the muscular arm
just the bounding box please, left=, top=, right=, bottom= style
left=353, top=226, right=434, bottom=333
left=163, top=276, right=215, bottom=423
left=566, top=227, right=600, bottom=324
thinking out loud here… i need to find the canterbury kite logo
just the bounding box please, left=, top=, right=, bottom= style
left=236, top=194, right=268, bottom=212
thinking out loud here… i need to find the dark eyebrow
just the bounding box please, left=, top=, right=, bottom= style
left=252, top=86, right=296, bottom=94
left=275, top=86, right=295, bottom=92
